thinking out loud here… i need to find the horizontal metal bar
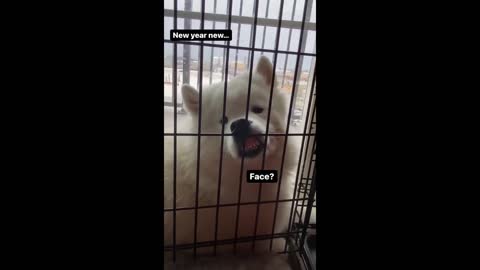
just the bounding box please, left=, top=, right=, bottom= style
left=163, top=101, right=183, bottom=107
left=291, top=223, right=316, bottom=230
left=164, top=133, right=316, bottom=136
left=164, top=9, right=316, bottom=31
left=164, top=247, right=301, bottom=255
left=164, top=198, right=309, bottom=212
left=163, top=231, right=302, bottom=250
left=296, top=204, right=316, bottom=208
left=164, top=39, right=316, bottom=57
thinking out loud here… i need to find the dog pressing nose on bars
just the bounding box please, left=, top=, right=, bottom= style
left=164, top=56, right=299, bottom=258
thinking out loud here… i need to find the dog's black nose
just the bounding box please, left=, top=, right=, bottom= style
left=230, top=119, right=250, bottom=134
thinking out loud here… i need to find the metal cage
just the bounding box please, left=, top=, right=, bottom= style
left=164, top=0, right=316, bottom=269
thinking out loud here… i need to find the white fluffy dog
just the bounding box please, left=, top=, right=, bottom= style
left=164, top=56, right=298, bottom=258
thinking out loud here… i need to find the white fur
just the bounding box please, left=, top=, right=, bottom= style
left=164, top=56, right=298, bottom=256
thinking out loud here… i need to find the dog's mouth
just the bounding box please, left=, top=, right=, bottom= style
left=236, top=134, right=265, bottom=158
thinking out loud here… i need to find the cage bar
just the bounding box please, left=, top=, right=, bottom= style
left=164, top=40, right=316, bottom=57
left=280, top=0, right=312, bottom=253
left=256, top=0, right=288, bottom=251
left=281, top=0, right=297, bottom=87
left=259, top=0, right=270, bottom=55
left=289, top=0, right=314, bottom=126
left=164, top=133, right=316, bottom=136
left=233, top=0, right=262, bottom=253
left=172, top=0, right=178, bottom=262
left=294, top=138, right=316, bottom=246
left=164, top=197, right=311, bottom=212
left=208, top=0, right=218, bottom=85
left=233, top=0, right=243, bottom=76
left=295, top=107, right=317, bottom=230
left=163, top=9, right=316, bottom=31
left=270, top=63, right=316, bottom=251
left=213, top=0, right=233, bottom=255
left=165, top=231, right=304, bottom=251
left=192, top=0, right=206, bottom=258
left=286, top=103, right=316, bottom=253
left=300, top=167, right=317, bottom=249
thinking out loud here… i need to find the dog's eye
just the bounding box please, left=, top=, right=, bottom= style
left=252, top=106, right=264, bottom=114
left=219, top=116, right=228, bottom=125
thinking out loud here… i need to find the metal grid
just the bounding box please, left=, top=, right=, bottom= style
left=164, top=0, right=316, bottom=269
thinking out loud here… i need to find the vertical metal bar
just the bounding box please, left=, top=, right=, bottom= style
left=285, top=101, right=316, bottom=252
left=239, top=0, right=261, bottom=252
left=253, top=0, right=285, bottom=251
left=172, top=0, right=178, bottom=262
left=261, top=3, right=285, bottom=170
left=296, top=55, right=316, bottom=122
left=213, top=0, right=233, bottom=256
left=209, top=0, right=217, bottom=85
left=260, top=0, right=270, bottom=55
left=293, top=104, right=316, bottom=240
left=298, top=104, right=316, bottom=197
left=264, top=0, right=309, bottom=253
left=183, top=0, right=192, bottom=85
left=234, top=0, right=243, bottom=76
left=281, top=0, right=297, bottom=87
left=292, top=108, right=315, bottom=245
left=290, top=0, right=314, bottom=124
left=296, top=139, right=316, bottom=245
left=296, top=107, right=316, bottom=230
left=222, top=48, right=227, bottom=81
left=246, top=0, right=258, bottom=72
left=233, top=0, right=261, bottom=253
left=268, top=64, right=315, bottom=251
left=299, top=138, right=316, bottom=217
left=193, top=0, right=205, bottom=259
left=221, top=3, right=228, bottom=83
left=292, top=140, right=316, bottom=246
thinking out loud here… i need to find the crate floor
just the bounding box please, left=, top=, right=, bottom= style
left=164, top=254, right=293, bottom=270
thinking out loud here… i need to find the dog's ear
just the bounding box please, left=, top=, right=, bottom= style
left=181, top=84, right=199, bottom=113
left=255, top=55, right=276, bottom=87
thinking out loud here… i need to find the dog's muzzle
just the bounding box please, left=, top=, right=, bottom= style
left=230, top=119, right=265, bottom=158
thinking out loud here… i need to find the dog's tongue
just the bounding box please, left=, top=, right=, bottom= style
left=244, top=136, right=260, bottom=149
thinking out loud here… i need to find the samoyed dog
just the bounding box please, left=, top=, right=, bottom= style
left=164, top=56, right=298, bottom=257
